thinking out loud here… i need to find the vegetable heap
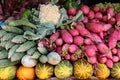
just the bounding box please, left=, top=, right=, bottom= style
left=0, top=1, right=120, bottom=80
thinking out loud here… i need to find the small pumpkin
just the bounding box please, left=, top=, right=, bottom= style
left=74, top=59, right=93, bottom=79
left=0, top=66, right=16, bottom=80
left=17, top=66, right=35, bottom=80
left=35, top=63, right=53, bottom=79
left=95, top=63, right=110, bottom=79
left=54, top=60, right=73, bottom=79
left=111, top=62, right=120, bottom=79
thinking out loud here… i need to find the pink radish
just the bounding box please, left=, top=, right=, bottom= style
left=116, top=13, right=120, bottom=21
left=89, top=56, right=97, bottom=64
left=90, top=19, right=99, bottom=23
left=112, top=56, right=119, bottom=62
left=76, top=24, right=91, bottom=36
left=118, top=29, right=120, bottom=40
left=91, top=33, right=102, bottom=43
left=103, top=24, right=112, bottom=32
left=86, top=23, right=103, bottom=33
left=98, top=55, right=107, bottom=63
left=73, top=36, right=84, bottom=46
left=67, top=7, right=77, bottom=16
left=101, top=8, right=107, bottom=13
left=108, top=17, right=116, bottom=25
left=88, top=10, right=95, bottom=19
left=108, top=30, right=118, bottom=49
left=105, top=51, right=113, bottom=59
left=106, top=59, right=113, bottom=68
left=84, top=38, right=93, bottom=45
left=65, top=54, right=71, bottom=60
left=112, top=48, right=117, bottom=54
left=71, top=54, right=78, bottom=61
left=85, top=47, right=96, bottom=57
left=69, top=29, right=79, bottom=36
left=76, top=21, right=84, bottom=26
left=99, top=32, right=104, bottom=39
left=55, top=38, right=63, bottom=46
left=102, top=15, right=108, bottom=22
left=68, top=15, right=73, bottom=19
left=83, top=16, right=88, bottom=24
left=56, top=47, right=62, bottom=54
left=61, top=29, right=73, bottom=44
left=117, top=49, right=120, bottom=59
left=93, top=6, right=100, bottom=12
left=81, top=5, right=90, bottom=15
left=107, top=7, right=114, bottom=18
left=68, top=44, right=79, bottom=53
left=50, top=31, right=60, bottom=42
left=95, top=12, right=103, bottom=20
left=85, top=45, right=98, bottom=51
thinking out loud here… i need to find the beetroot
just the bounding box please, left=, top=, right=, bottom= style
left=88, top=10, right=95, bottom=19
left=93, top=6, right=100, bottom=12
left=61, top=29, right=73, bottom=44
left=116, top=13, right=120, bottom=21
left=106, top=59, right=113, bottom=68
left=108, top=30, right=118, bottom=49
left=67, top=7, right=77, bottom=16
left=55, top=38, right=63, bottom=46
left=50, top=31, right=60, bottom=42
left=81, top=5, right=90, bottom=15
left=112, top=56, right=119, bottom=62
left=83, top=16, right=88, bottom=24
left=95, top=12, right=103, bottom=20
left=69, top=29, right=79, bottom=36
left=73, top=36, right=84, bottom=46
left=68, top=44, right=79, bottom=53
left=86, top=23, right=103, bottom=33
left=84, top=38, right=93, bottom=45
left=89, top=56, right=97, bottom=64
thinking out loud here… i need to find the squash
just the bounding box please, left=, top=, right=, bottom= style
left=17, top=66, right=35, bottom=80
left=0, top=65, right=16, bottom=80
left=111, top=62, right=120, bottom=79
left=95, top=63, right=110, bottom=79
left=47, top=52, right=61, bottom=65
left=74, top=59, right=93, bottom=79
left=35, top=63, right=53, bottom=79
left=54, top=60, right=73, bottom=79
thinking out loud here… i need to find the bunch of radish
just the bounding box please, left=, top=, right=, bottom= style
left=38, top=5, right=120, bottom=68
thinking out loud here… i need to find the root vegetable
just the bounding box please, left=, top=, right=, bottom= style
left=93, top=6, right=100, bottom=12
left=103, top=24, right=112, bottom=32
left=112, top=48, right=117, bottom=54
left=70, top=54, right=77, bottom=61
left=81, top=5, right=90, bottom=15
left=85, top=47, right=96, bottom=57
left=68, top=44, right=79, bottom=53
left=83, top=16, right=88, bottom=24
left=112, top=56, right=119, bottom=62
left=69, top=29, right=79, bottom=36
left=85, top=45, right=98, bottom=51
left=50, top=31, right=60, bottom=42
left=61, top=29, right=73, bottom=44
left=107, top=7, right=114, bottom=18
left=56, top=47, right=62, bottom=54
left=108, top=17, right=116, bottom=25
left=95, top=12, right=103, bottom=20
left=91, top=33, right=102, bottom=43
left=73, top=36, right=84, bottom=46
left=89, top=56, right=97, bottom=64
left=116, top=13, right=120, bottom=21
left=106, top=59, right=113, bottom=68
left=68, top=7, right=77, bottom=16
left=84, top=38, right=94, bottom=45
left=65, top=54, right=71, bottom=60
left=88, top=10, right=95, bottom=19
left=98, top=55, right=107, bottom=63
left=102, top=15, right=108, bottom=22
left=55, top=38, right=63, bottom=46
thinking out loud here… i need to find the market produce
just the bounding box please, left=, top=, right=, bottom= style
left=35, top=63, right=53, bottom=79
left=0, top=66, right=16, bottom=80
left=54, top=60, right=73, bottom=79
left=74, top=59, right=93, bottom=79
left=17, top=66, right=35, bottom=80
left=95, top=63, right=110, bottom=79
left=111, top=62, right=120, bottom=79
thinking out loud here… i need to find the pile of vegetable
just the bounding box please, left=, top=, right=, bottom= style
left=0, top=0, right=120, bottom=79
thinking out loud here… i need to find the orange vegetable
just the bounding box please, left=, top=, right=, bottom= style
left=17, top=66, right=35, bottom=80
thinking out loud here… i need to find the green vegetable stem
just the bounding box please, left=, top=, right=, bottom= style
left=65, top=0, right=78, bottom=9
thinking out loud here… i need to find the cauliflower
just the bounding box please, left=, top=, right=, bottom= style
left=39, top=4, right=61, bottom=25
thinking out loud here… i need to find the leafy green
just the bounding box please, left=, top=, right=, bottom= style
left=22, top=9, right=32, bottom=19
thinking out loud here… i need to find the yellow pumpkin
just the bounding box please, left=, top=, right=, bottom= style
left=35, top=63, right=53, bottom=79
left=74, top=59, right=93, bottom=79
left=17, top=66, right=35, bottom=80
left=95, top=63, right=110, bottom=79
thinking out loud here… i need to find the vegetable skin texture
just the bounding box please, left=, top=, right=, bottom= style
left=50, top=31, right=60, bottom=42
left=61, top=29, right=73, bottom=44
left=73, top=36, right=84, bottom=46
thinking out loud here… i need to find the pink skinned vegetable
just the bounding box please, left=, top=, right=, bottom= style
left=85, top=45, right=98, bottom=51
left=56, top=47, right=62, bottom=54
left=61, top=29, right=73, bottom=44
left=81, top=5, right=90, bottom=15
left=88, top=10, right=95, bottom=19
left=71, top=54, right=78, bottom=61
left=50, top=31, right=60, bottom=42
left=65, top=54, right=71, bottom=60
left=102, top=24, right=112, bottom=32
left=95, top=12, right=103, bottom=20
left=118, top=29, right=120, bottom=40
left=84, top=38, right=94, bottom=45
left=108, top=30, right=118, bottom=49
left=116, top=13, right=120, bottom=21
left=111, top=48, right=117, bottom=54
left=98, top=55, right=107, bottom=63
left=102, top=15, right=108, bottom=22
left=99, top=32, right=104, bottom=39
left=106, top=59, right=113, bottom=68
left=73, top=36, right=84, bottom=46
left=83, top=16, right=88, bottom=24
left=90, top=19, right=99, bottom=23
left=68, top=44, right=79, bottom=54
left=91, top=33, right=102, bottom=43
left=85, top=46, right=96, bottom=57
left=112, top=56, right=119, bottom=62
left=55, top=38, right=63, bottom=46
left=107, top=7, right=114, bottom=18
left=108, top=17, right=116, bottom=25
left=89, top=56, right=97, bottom=64
left=69, top=29, right=79, bottom=36
left=67, top=7, right=77, bottom=16
left=93, top=6, right=100, bottom=12
left=117, top=49, right=120, bottom=59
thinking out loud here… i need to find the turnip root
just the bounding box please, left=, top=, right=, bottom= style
left=61, top=29, right=73, bottom=44
left=73, top=36, right=84, bottom=46
left=106, top=59, right=113, bottom=68
left=108, top=30, right=118, bottom=49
